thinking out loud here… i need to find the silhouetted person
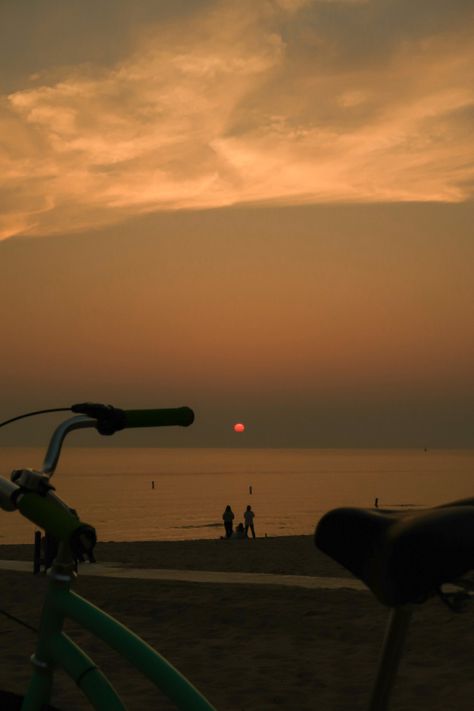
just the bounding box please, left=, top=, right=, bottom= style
left=374, top=497, right=379, bottom=509
left=244, top=504, right=256, bottom=538
left=232, top=522, right=246, bottom=539
left=222, top=505, right=235, bottom=538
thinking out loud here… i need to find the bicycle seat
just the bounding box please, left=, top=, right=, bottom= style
left=314, top=498, right=474, bottom=606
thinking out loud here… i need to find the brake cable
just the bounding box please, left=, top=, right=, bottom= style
left=0, top=408, right=72, bottom=429
left=0, top=607, right=38, bottom=633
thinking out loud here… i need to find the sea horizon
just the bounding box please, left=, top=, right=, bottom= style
left=1, top=447, right=472, bottom=545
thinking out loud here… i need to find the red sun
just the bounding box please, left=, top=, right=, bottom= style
left=233, top=423, right=245, bottom=433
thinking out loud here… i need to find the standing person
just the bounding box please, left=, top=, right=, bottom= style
left=244, top=504, right=256, bottom=539
left=222, top=505, right=235, bottom=538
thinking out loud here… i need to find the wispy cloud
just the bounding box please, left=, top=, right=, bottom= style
left=1, top=0, right=473, bottom=238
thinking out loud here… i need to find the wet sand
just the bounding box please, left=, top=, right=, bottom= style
left=0, top=536, right=472, bottom=710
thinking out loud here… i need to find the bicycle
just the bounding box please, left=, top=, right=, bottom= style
left=0, top=402, right=217, bottom=711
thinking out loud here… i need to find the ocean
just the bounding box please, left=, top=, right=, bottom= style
left=0, top=447, right=472, bottom=544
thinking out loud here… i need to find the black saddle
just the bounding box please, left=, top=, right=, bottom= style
left=314, top=498, right=474, bottom=606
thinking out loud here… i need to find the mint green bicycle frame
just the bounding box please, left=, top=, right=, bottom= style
left=22, top=542, right=215, bottom=711
left=0, top=407, right=216, bottom=711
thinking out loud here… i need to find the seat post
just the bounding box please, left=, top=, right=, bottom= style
left=368, top=605, right=413, bottom=711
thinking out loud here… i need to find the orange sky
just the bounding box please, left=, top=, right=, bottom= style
left=1, top=1, right=473, bottom=447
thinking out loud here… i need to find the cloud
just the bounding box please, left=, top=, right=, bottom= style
left=1, top=0, right=473, bottom=238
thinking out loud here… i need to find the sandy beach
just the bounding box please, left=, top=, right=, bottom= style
left=0, top=536, right=472, bottom=710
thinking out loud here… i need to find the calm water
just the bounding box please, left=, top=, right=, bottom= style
left=0, top=447, right=472, bottom=544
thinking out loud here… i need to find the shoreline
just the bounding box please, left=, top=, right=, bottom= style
left=0, top=534, right=352, bottom=578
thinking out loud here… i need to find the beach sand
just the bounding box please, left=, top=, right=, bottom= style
left=0, top=536, right=472, bottom=710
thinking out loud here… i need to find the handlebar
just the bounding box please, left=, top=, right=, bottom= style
left=122, top=407, right=194, bottom=429
left=70, top=403, right=194, bottom=434
left=0, top=402, right=195, bottom=549
left=40, top=404, right=195, bottom=474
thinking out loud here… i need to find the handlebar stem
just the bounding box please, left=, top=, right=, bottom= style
left=41, top=415, right=97, bottom=477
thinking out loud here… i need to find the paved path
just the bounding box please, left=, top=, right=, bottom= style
left=0, top=559, right=367, bottom=591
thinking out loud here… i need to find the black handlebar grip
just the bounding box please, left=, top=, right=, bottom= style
left=122, top=407, right=195, bottom=429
